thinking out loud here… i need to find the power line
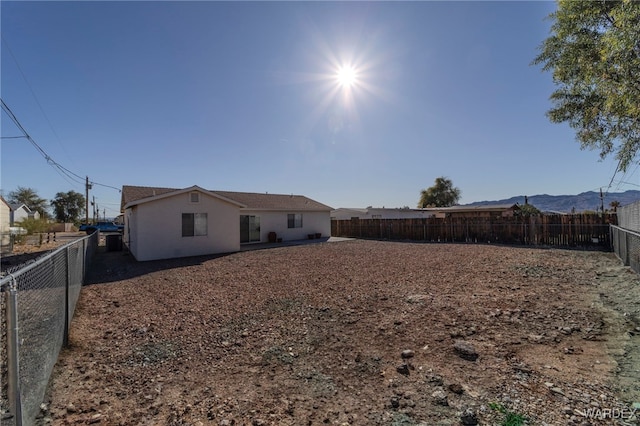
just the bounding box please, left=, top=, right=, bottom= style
left=613, top=179, right=640, bottom=188
left=1, top=97, right=121, bottom=193
left=1, top=35, right=73, bottom=162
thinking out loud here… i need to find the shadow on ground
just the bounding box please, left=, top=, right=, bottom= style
left=84, top=237, right=351, bottom=285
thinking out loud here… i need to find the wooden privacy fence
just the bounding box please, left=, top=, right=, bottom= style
left=331, top=214, right=616, bottom=249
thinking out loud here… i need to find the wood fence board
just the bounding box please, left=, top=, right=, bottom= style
left=331, top=214, right=616, bottom=248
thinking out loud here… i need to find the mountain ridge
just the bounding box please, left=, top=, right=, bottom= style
left=465, top=190, right=640, bottom=213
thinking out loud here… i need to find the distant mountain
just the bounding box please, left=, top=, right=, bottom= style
left=465, top=190, right=640, bottom=213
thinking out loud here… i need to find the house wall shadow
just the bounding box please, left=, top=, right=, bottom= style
left=83, top=246, right=235, bottom=286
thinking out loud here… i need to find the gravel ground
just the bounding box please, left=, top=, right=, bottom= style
left=39, top=240, right=640, bottom=425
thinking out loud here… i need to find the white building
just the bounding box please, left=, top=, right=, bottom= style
left=121, top=185, right=332, bottom=261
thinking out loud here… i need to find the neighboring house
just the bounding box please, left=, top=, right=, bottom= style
left=120, top=185, right=333, bottom=261
left=1, top=196, right=11, bottom=233
left=332, top=204, right=519, bottom=220
left=1, top=197, right=11, bottom=249
left=331, top=208, right=436, bottom=220
left=427, top=204, right=520, bottom=219
left=9, top=203, right=40, bottom=225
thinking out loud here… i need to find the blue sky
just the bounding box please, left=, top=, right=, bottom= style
left=1, top=1, right=635, bottom=218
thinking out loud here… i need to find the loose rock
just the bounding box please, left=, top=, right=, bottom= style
left=454, top=340, right=478, bottom=361
left=460, top=407, right=478, bottom=425
left=401, top=349, right=415, bottom=359
left=448, top=383, right=464, bottom=395
left=396, top=364, right=410, bottom=376
left=431, top=389, right=448, bottom=406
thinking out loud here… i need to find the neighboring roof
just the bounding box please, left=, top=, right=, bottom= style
left=121, top=185, right=333, bottom=212
left=9, top=203, right=31, bottom=212
left=428, top=204, right=519, bottom=212
left=333, top=205, right=519, bottom=214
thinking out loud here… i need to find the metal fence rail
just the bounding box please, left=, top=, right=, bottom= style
left=611, top=225, right=640, bottom=274
left=0, top=232, right=97, bottom=426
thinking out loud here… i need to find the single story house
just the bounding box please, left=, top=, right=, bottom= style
left=1, top=197, right=11, bottom=237
left=331, top=208, right=436, bottom=220
left=120, top=185, right=333, bottom=261
left=0, top=197, right=9, bottom=249
left=332, top=204, right=519, bottom=220
left=9, top=203, right=40, bottom=225
left=427, top=204, right=520, bottom=219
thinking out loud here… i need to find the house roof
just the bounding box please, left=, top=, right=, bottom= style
left=214, top=191, right=332, bottom=211
left=9, top=203, right=31, bottom=212
left=121, top=185, right=333, bottom=212
left=121, top=186, right=178, bottom=208
left=122, top=186, right=246, bottom=209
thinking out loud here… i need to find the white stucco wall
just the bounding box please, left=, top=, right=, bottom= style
left=242, top=210, right=331, bottom=242
left=126, top=192, right=240, bottom=261
left=124, top=205, right=138, bottom=257
left=10, top=206, right=31, bottom=225
left=0, top=201, right=10, bottom=233
left=0, top=201, right=9, bottom=248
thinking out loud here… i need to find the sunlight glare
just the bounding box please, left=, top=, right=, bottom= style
left=336, top=65, right=357, bottom=87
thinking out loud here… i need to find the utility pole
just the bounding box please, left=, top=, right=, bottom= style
left=85, top=176, right=91, bottom=225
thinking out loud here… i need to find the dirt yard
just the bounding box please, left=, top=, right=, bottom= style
left=1, top=232, right=86, bottom=273
left=40, top=240, right=640, bottom=425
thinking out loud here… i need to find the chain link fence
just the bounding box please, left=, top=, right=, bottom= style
left=617, top=201, right=640, bottom=233
left=0, top=232, right=97, bottom=426
left=613, top=199, right=640, bottom=274
left=611, top=225, right=640, bottom=275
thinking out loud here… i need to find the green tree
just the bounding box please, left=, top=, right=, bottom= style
left=533, top=0, right=640, bottom=172
left=418, top=177, right=461, bottom=208
left=51, top=190, right=85, bottom=223
left=517, top=203, right=542, bottom=217
left=7, top=186, right=49, bottom=218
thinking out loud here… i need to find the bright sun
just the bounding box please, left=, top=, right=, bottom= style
left=336, top=65, right=357, bottom=87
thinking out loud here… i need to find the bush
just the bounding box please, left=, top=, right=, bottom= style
left=16, top=217, right=50, bottom=235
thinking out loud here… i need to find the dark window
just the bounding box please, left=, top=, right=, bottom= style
left=182, top=213, right=207, bottom=236
left=287, top=213, right=303, bottom=228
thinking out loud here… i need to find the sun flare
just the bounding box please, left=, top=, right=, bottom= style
left=336, top=65, right=357, bottom=87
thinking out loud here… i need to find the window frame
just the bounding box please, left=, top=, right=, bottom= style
left=287, top=213, right=303, bottom=228
left=182, top=212, right=208, bottom=237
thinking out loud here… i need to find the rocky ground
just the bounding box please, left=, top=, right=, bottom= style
left=0, top=232, right=86, bottom=274
left=38, top=240, right=640, bottom=425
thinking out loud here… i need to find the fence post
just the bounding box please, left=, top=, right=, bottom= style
left=82, top=238, right=86, bottom=282
left=7, top=276, right=23, bottom=426
left=64, top=246, right=70, bottom=347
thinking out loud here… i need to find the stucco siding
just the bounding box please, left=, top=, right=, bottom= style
left=0, top=202, right=10, bottom=233
left=11, top=207, right=28, bottom=225
left=124, top=205, right=138, bottom=257
left=243, top=210, right=331, bottom=242
left=128, top=192, right=240, bottom=261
